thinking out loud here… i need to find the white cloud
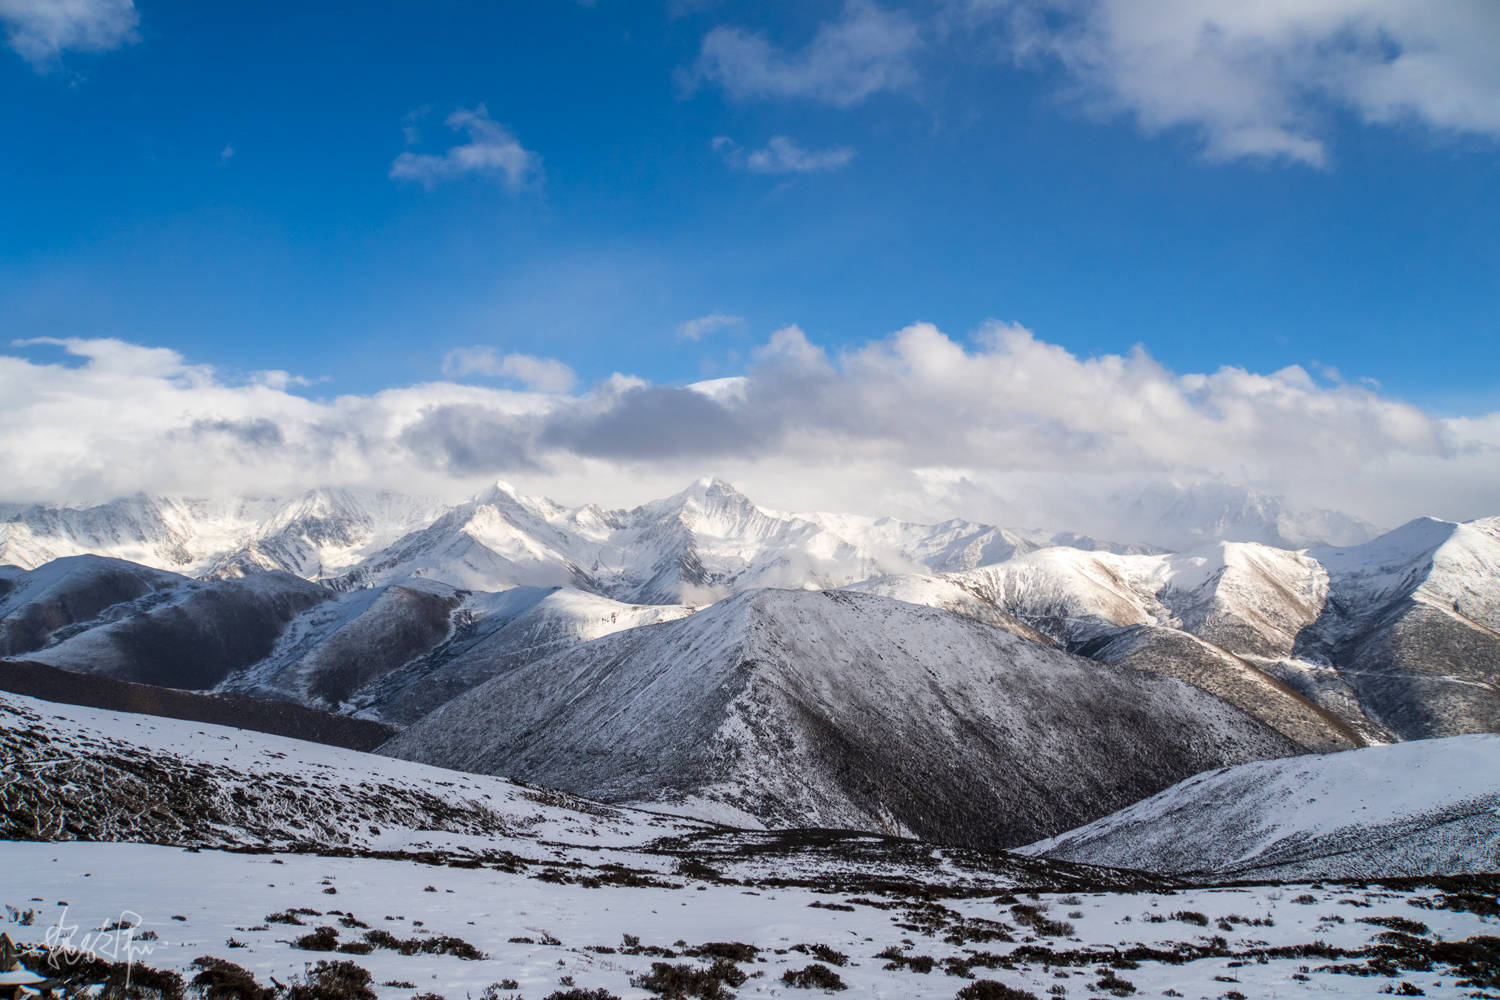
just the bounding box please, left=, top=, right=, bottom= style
left=689, top=0, right=921, bottom=107
left=1, top=0, right=137, bottom=66
left=715, top=135, right=857, bottom=174
left=678, top=313, right=745, bottom=340
left=1, top=329, right=1496, bottom=537
left=975, top=0, right=1500, bottom=165
left=390, top=105, right=541, bottom=189
left=442, top=346, right=577, bottom=393
left=1, top=0, right=137, bottom=65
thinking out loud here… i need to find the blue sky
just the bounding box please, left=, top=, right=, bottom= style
left=4, top=0, right=1497, bottom=403
left=1, top=0, right=1497, bottom=526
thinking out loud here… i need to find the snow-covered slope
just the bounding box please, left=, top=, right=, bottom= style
left=0, top=686, right=1132, bottom=889
left=0, top=555, right=189, bottom=657
left=845, top=547, right=1361, bottom=752
left=1020, top=735, right=1500, bottom=881
left=1292, top=517, right=1500, bottom=738
left=0, top=689, right=694, bottom=853
left=945, top=540, right=1329, bottom=654
left=858, top=517, right=1499, bottom=744
left=222, top=582, right=696, bottom=723
left=17, top=569, right=330, bottom=689
left=382, top=588, right=1297, bottom=849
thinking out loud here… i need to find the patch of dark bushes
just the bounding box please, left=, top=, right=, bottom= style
left=876, top=947, right=935, bottom=973
left=632, top=959, right=746, bottom=998
left=684, top=941, right=759, bottom=963
left=1168, top=911, right=1208, bottom=927
left=1092, top=969, right=1137, bottom=996
left=954, top=982, right=1040, bottom=1000
left=789, top=944, right=847, bottom=966
left=283, top=959, right=376, bottom=1000
left=1009, top=904, right=1074, bottom=939
left=781, top=963, right=847, bottom=991
left=293, top=926, right=342, bottom=951
left=1361, top=917, right=1429, bottom=936
left=189, top=956, right=274, bottom=1000
left=361, top=928, right=485, bottom=960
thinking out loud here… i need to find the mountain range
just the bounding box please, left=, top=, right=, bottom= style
left=0, top=477, right=1370, bottom=591
left=1, top=477, right=1495, bottom=849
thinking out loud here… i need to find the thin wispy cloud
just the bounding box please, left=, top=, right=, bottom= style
left=1, top=0, right=138, bottom=66
left=688, top=0, right=921, bottom=107
left=390, top=105, right=541, bottom=189
left=974, top=0, right=1500, bottom=166
left=677, top=313, right=744, bottom=341
left=3, top=330, right=1496, bottom=537
left=443, top=346, right=577, bottom=393
left=715, top=136, right=857, bottom=174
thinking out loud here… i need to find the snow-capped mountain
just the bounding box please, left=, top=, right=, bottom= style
left=0, top=493, right=283, bottom=573
left=204, top=488, right=451, bottom=579
left=862, top=517, right=1500, bottom=743
left=0, top=488, right=446, bottom=579
left=2, top=478, right=1371, bottom=601
left=339, top=477, right=1068, bottom=604
left=1020, top=735, right=1500, bottom=881
left=380, top=588, right=1296, bottom=849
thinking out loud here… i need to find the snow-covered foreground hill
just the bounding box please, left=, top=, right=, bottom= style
left=381, top=589, right=1297, bottom=848
left=3, top=692, right=1499, bottom=999
left=1020, top=736, right=1500, bottom=882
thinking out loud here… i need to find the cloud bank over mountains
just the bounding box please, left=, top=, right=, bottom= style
left=2, top=325, right=1495, bottom=536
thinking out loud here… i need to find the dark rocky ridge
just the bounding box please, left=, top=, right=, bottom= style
left=0, top=658, right=394, bottom=749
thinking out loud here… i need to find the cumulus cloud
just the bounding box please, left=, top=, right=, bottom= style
left=442, top=346, right=577, bottom=393
left=714, top=135, right=857, bottom=174
left=1, top=0, right=137, bottom=66
left=677, top=312, right=744, bottom=340
left=970, top=0, right=1500, bottom=166
left=688, top=0, right=921, bottom=107
left=390, top=105, right=541, bottom=189
left=1, top=328, right=1496, bottom=537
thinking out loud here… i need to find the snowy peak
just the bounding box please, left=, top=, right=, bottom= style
left=0, top=493, right=274, bottom=572
left=207, top=488, right=450, bottom=581
left=342, top=478, right=1048, bottom=604
left=1311, top=515, right=1500, bottom=623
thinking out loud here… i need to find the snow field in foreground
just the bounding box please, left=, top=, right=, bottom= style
left=2, top=842, right=1495, bottom=999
